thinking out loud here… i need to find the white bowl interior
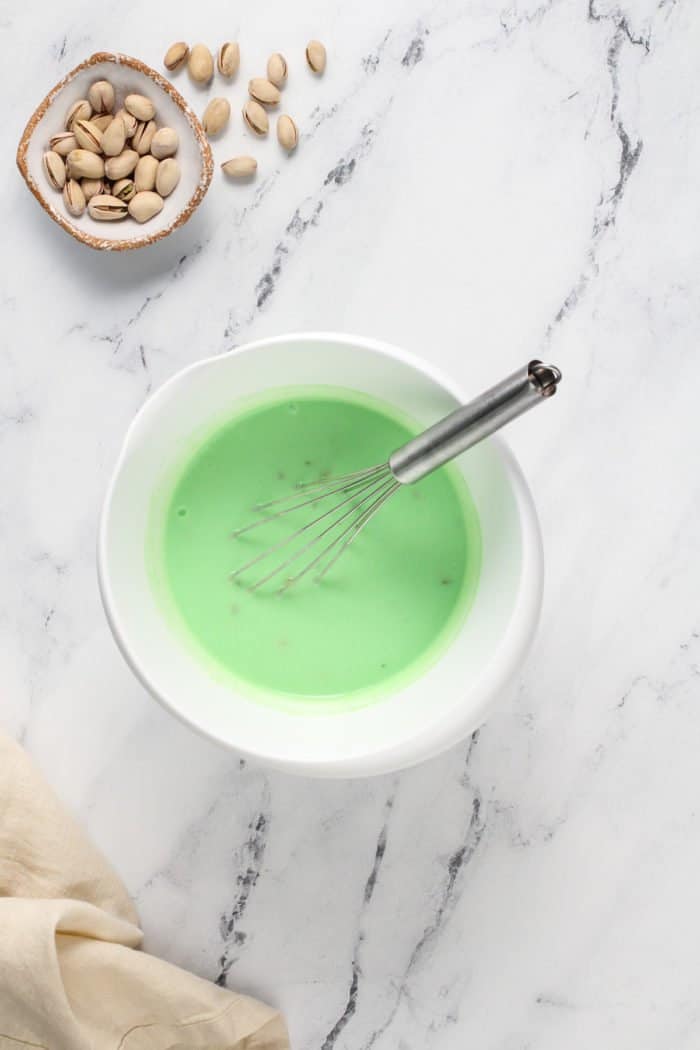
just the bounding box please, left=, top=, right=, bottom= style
left=99, top=335, right=542, bottom=775
left=23, top=56, right=207, bottom=246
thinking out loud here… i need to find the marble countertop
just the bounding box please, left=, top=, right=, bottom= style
left=3, top=0, right=699, bottom=1046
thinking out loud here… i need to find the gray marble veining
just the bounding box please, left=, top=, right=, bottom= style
left=2, top=0, right=699, bottom=1046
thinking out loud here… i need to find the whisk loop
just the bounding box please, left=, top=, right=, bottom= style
left=230, top=359, right=561, bottom=591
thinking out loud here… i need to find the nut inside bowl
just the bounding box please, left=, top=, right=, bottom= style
left=16, top=51, right=213, bottom=251
left=99, top=333, right=544, bottom=777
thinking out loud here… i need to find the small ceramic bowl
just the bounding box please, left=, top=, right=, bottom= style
left=99, top=333, right=544, bottom=778
left=16, top=52, right=213, bottom=251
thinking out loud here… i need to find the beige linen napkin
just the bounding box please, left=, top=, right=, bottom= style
left=0, top=732, right=289, bottom=1050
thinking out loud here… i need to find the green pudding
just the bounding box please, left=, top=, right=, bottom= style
left=149, top=388, right=481, bottom=708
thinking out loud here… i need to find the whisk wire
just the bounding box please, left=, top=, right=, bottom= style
left=314, top=480, right=400, bottom=583
left=231, top=464, right=389, bottom=538
left=252, top=463, right=387, bottom=513
left=248, top=474, right=396, bottom=596
left=244, top=474, right=396, bottom=593
left=285, top=478, right=398, bottom=592
left=230, top=467, right=394, bottom=589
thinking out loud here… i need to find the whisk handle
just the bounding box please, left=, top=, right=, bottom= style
left=389, top=360, right=561, bottom=484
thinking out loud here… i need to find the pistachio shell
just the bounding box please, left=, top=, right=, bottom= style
left=242, top=99, right=269, bottom=136
left=164, top=41, right=189, bottom=71
left=306, top=39, right=327, bottom=74
left=80, top=177, right=105, bottom=201
left=248, top=77, right=280, bottom=106
left=267, top=52, right=288, bottom=88
left=88, top=193, right=128, bottom=221
left=114, top=108, right=138, bottom=138
left=128, top=190, right=164, bottom=223
left=188, top=43, right=214, bottom=83
left=66, top=149, right=105, bottom=180
left=101, top=116, right=126, bottom=157
left=104, top=149, right=139, bottom=180
left=150, top=127, right=179, bottom=159
left=202, top=98, right=230, bottom=137
left=65, top=99, right=92, bottom=130
left=134, top=154, right=159, bottom=192
left=111, top=178, right=136, bottom=202
left=124, top=93, right=156, bottom=122
left=62, top=178, right=86, bottom=217
left=155, top=157, right=181, bottom=197
left=73, top=118, right=103, bottom=153
left=42, top=150, right=66, bottom=191
left=276, top=114, right=298, bottom=151
left=221, top=155, right=257, bottom=178
left=91, top=114, right=113, bottom=132
left=217, top=41, right=240, bottom=77
left=50, top=132, right=78, bottom=156
left=131, top=120, right=157, bottom=156
left=87, top=80, right=115, bottom=114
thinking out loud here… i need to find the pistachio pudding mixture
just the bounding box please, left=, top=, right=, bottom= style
left=149, top=388, right=481, bottom=708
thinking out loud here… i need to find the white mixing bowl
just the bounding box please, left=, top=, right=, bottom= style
left=98, top=333, right=543, bottom=776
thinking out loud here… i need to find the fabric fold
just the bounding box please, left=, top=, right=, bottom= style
left=0, top=733, right=289, bottom=1050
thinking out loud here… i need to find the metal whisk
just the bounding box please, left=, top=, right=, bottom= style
left=231, top=359, right=561, bottom=591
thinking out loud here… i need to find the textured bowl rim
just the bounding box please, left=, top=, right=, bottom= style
left=15, top=51, right=214, bottom=252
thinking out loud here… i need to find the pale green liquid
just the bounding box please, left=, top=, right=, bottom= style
left=153, top=389, right=481, bottom=708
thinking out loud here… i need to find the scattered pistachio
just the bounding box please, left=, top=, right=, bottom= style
left=276, top=114, right=298, bottom=151
left=164, top=41, right=189, bottom=71
left=243, top=98, right=269, bottom=136
left=50, top=132, right=78, bottom=156
left=134, top=154, right=159, bottom=192
left=124, top=94, right=156, bottom=122
left=88, top=80, right=115, bottom=114
left=66, top=149, right=105, bottom=180
left=132, top=120, right=157, bottom=155
left=188, top=43, right=214, bottom=83
left=62, top=178, right=86, bottom=217
left=217, top=41, right=240, bottom=78
left=150, top=126, right=179, bottom=159
left=306, top=39, right=326, bottom=74
left=112, top=177, right=136, bottom=202
left=202, top=98, right=230, bottom=137
left=73, top=118, right=103, bottom=153
left=249, top=77, right=280, bottom=107
left=267, top=53, right=288, bottom=88
left=81, top=177, right=106, bottom=201
left=65, top=99, right=92, bottom=130
left=42, top=150, right=66, bottom=191
left=88, top=193, right=128, bottom=221
left=101, top=116, right=126, bottom=157
left=129, top=190, right=164, bottom=223
left=221, top=155, right=257, bottom=178
left=104, top=149, right=139, bottom=180
left=155, top=157, right=181, bottom=197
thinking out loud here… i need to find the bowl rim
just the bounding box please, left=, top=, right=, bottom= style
left=98, top=331, right=544, bottom=776
left=16, top=51, right=214, bottom=252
